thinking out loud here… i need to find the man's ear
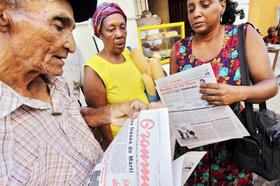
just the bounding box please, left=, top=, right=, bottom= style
left=0, top=0, right=10, bottom=32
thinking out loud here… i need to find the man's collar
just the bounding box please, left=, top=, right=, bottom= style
left=0, top=75, right=64, bottom=118
left=44, top=74, right=65, bottom=91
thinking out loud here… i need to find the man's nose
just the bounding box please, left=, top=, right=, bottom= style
left=64, top=32, right=76, bottom=53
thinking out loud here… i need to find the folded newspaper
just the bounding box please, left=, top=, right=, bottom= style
left=155, top=63, right=250, bottom=149
left=82, top=108, right=206, bottom=186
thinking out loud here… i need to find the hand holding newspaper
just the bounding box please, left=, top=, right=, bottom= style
left=155, top=63, right=249, bottom=149
left=82, top=108, right=206, bottom=186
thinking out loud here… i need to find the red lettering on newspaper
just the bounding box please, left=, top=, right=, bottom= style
left=140, top=119, right=155, bottom=130
left=123, top=179, right=131, bottom=186
left=185, top=81, right=196, bottom=86
left=159, top=86, right=173, bottom=92
left=112, top=179, right=131, bottom=186
left=101, top=144, right=113, bottom=186
left=170, top=79, right=181, bottom=84
left=112, top=179, right=120, bottom=186
left=139, top=119, right=155, bottom=186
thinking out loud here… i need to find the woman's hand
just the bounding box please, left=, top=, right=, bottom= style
left=199, top=83, right=244, bottom=106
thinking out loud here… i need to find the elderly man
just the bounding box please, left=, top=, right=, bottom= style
left=0, top=0, right=148, bottom=185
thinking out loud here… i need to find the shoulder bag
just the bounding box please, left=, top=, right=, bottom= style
left=233, top=23, right=280, bottom=181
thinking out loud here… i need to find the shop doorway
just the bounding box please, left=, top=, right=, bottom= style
left=168, top=0, right=192, bottom=36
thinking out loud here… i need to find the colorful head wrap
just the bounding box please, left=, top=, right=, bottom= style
left=92, top=2, right=127, bottom=37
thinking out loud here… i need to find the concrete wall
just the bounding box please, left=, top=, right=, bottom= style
left=248, top=0, right=280, bottom=36
left=73, top=21, right=97, bottom=61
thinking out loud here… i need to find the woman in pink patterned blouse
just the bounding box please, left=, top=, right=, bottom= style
left=169, top=0, right=278, bottom=185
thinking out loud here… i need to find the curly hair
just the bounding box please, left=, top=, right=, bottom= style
left=221, top=0, right=244, bottom=25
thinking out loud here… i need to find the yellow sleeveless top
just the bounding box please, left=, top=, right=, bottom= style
left=85, top=48, right=149, bottom=137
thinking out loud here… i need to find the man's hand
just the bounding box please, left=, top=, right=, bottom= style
left=110, top=99, right=148, bottom=126
left=148, top=100, right=163, bottom=109
left=80, top=99, right=148, bottom=128
left=80, top=106, right=111, bottom=128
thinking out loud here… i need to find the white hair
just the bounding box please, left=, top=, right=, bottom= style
left=4, top=0, right=35, bottom=9
left=4, top=0, right=17, bottom=8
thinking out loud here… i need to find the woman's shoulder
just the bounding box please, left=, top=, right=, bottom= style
left=87, top=53, right=107, bottom=62
left=232, top=23, right=254, bottom=32
left=224, top=23, right=252, bottom=39
left=85, top=53, right=108, bottom=69
left=174, top=35, right=193, bottom=51
left=224, top=24, right=239, bottom=37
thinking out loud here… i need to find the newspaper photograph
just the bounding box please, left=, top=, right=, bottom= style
left=172, top=151, right=206, bottom=186
left=155, top=63, right=249, bottom=149
left=82, top=108, right=174, bottom=186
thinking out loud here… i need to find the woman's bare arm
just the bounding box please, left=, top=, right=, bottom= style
left=83, top=66, right=113, bottom=144
left=170, top=45, right=178, bottom=75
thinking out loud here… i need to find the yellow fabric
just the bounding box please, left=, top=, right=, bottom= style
left=85, top=48, right=149, bottom=137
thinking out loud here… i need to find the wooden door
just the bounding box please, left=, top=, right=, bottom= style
left=168, top=0, right=193, bottom=36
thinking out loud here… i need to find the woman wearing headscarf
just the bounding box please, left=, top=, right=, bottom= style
left=170, top=0, right=278, bottom=185
left=83, top=3, right=149, bottom=147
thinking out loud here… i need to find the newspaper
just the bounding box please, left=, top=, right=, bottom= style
left=172, top=151, right=206, bottom=186
left=155, top=63, right=249, bottom=149
left=82, top=108, right=205, bottom=186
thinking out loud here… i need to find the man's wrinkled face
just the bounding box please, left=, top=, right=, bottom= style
left=9, top=0, right=76, bottom=76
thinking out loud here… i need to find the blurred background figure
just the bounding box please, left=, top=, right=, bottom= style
left=263, top=26, right=280, bottom=45
left=138, top=10, right=162, bottom=57
left=63, top=45, right=86, bottom=106
left=276, top=20, right=280, bottom=37
left=141, top=9, right=153, bottom=19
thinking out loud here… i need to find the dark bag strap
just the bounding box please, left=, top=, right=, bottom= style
left=237, top=23, right=267, bottom=134
left=237, top=23, right=250, bottom=85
